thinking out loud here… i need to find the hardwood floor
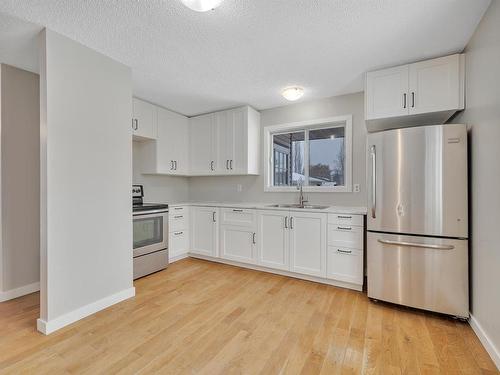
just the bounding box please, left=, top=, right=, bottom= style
left=0, top=258, right=497, bottom=374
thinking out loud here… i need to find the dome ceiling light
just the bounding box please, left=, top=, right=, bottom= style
left=281, top=86, right=305, bottom=101
left=181, top=0, right=224, bottom=12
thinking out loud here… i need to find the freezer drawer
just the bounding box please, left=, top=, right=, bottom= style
left=367, top=232, right=468, bottom=318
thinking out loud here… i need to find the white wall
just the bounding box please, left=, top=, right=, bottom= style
left=0, top=64, right=40, bottom=301
left=188, top=92, right=367, bottom=207
left=453, top=0, right=500, bottom=368
left=133, top=141, right=189, bottom=203
left=38, top=29, right=134, bottom=334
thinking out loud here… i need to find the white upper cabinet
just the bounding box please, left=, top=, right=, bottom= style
left=365, top=54, right=464, bottom=130
left=189, top=106, right=260, bottom=176
left=132, top=98, right=157, bottom=140
left=365, top=65, right=409, bottom=120
left=190, top=113, right=219, bottom=174
left=137, top=105, right=189, bottom=176
left=408, top=54, right=463, bottom=115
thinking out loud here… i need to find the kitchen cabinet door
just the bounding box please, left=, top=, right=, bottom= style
left=229, top=107, right=247, bottom=174
left=190, top=207, right=218, bottom=257
left=289, top=212, right=327, bottom=277
left=257, top=210, right=289, bottom=271
left=132, top=98, right=157, bottom=139
left=190, top=114, right=217, bottom=174
left=215, top=111, right=231, bottom=174
left=409, top=54, right=463, bottom=115
left=220, top=225, right=256, bottom=264
left=365, top=65, right=409, bottom=120
left=156, top=107, right=189, bottom=174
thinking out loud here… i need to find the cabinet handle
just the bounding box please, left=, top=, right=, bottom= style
left=252, top=232, right=256, bottom=245
left=170, top=160, right=174, bottom=170
left=174, top=207, right=183, bottom=210
left=212, top=212, right=216, bottom=222
left=230, top=160, right=233, bottom=170
left=403, top=93, right=407, bottom=109
left=132, top=119, right=138, bottom=131
left=210, top=161, right=214, bottom=171
left=174, top=160, right=178, bottom=170
left=284, top=216, right=288, bottom=229
left=226, top=160, right=229, bottom=170
left=337, top=226, right=352, bottom=231
left=411, top=92, right=415, bottom=108
left=338, top=215, right=352, bottom=219
left=337, top=249, right=352, bottom=254
left=290, top=217, right=294, bottom=229
left=174, top=231, right=183, bottom=236
left=174, top=215, right=183, bottom=219
left=232, top=209, right=243, bottom=212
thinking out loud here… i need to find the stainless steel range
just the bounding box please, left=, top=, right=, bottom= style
left=132, top=185, right=169, bottom=279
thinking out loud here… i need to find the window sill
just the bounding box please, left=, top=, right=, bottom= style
left=264, top=186, right=352, bottom=193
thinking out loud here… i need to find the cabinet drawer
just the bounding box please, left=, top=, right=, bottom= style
left=327, top=246, right=363, bottom=285
left=220, top=208, right=256, bottom=227
left=169, top=230, right=189, bottom=255
left=328, top=224, right=363, bottom=249
left=169, top=213, right=188, bottom=232
left=169, top=206, right=188, bottom=216
left=328, top=213, right=363, bottom=227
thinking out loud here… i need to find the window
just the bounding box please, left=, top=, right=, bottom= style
left=264, top=115, right=352, bottom=192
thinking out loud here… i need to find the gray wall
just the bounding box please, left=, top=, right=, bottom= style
left=39, top=29, right=133, bottom=327
left=454, top=0, right=500, bottom=364
left=188, top=92, right=367, bottom=207
left=0, top=64, right=39, bottom=293
left=133, top=141, right=189, bottom=203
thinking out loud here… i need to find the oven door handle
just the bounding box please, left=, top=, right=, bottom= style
left=133, top=209, right=169, bottom=216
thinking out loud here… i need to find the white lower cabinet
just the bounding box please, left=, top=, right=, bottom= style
left=187, top=206, right=364, bottom=291
left=168, top=206, right=190, bottom=261
left=219, top=208, right=257, bottom=264
left=220, top=225, right=256, bottom=264
left=190, top=206, right=218, bottom=257
left=257, top=210, right=289, bottom=270
left=289, top=212, right=327, bottom=277
left=327, top=247, right=363, bottom=284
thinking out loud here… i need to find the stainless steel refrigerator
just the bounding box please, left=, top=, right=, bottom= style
left=367, top=124, right=469, bottom=318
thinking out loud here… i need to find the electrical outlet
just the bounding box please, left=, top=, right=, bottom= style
left=354, top=184, right=360, bottom=193
left=237, top=184, right=243, bottom=192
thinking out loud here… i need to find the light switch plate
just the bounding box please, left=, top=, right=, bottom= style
left=237, top=184, right=243, bottom=192
left=354, top=184, right=360, bottom=193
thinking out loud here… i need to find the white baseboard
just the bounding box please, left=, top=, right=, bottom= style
left=37, top=287, right=135, bottom=335
left=169, top=253, right=189, bottom=264
left=188, top=254, right=363, bottom=292
left=0, top=282, right=40, bottom=302
left=469, top=314, right=500, bottom=370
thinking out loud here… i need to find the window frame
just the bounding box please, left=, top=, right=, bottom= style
left=264, top=115, right=353, bottom=193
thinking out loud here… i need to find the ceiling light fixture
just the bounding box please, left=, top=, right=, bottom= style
left=281, top=86, right=304, bottom=101
left=181, top=0, right=224, bottom=12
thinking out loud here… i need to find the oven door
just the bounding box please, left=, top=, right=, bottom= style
left=133, top=211, right=168, bottom=257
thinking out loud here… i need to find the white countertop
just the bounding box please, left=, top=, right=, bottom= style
left=168, top=202, right=367, bottom=215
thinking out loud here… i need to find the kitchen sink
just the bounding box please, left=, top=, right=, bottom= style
left=267, top=204, right=329, bottom=210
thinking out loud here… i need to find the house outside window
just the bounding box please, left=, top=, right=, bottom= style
left=264, top=115, right=352, bottom=192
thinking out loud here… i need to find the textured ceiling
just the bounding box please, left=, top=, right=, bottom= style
left=0, top=0, right=491, bottom=116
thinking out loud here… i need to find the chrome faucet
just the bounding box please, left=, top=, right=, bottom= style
left=297, top=180, right=308, bottom=208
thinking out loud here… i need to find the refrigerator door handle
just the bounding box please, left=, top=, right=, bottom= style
left=377, top=239, right=455, bottom=250
left=370, top=145, right=376, bottom=219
